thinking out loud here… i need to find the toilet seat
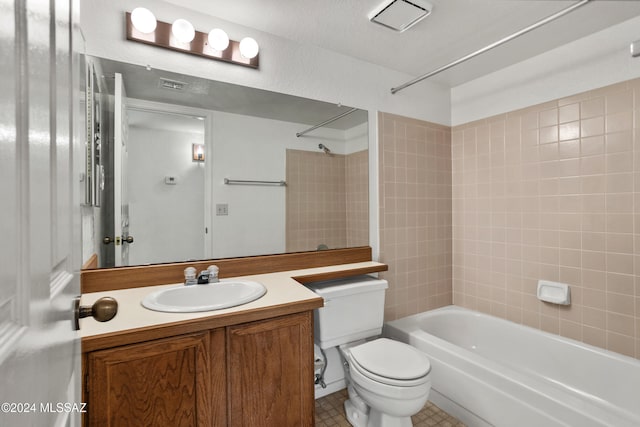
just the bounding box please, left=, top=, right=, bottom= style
left=347, top=338, right=431, bottom=387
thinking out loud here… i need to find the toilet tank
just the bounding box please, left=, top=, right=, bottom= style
left=306, top=275, right=388, bottom=349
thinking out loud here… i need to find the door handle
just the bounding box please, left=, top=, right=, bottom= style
left=73, top=297, right=118, bottom=331
left=103, top=236, right=132, bottom=244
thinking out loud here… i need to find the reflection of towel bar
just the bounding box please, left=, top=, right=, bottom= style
left=224, top=178, right=287, bottom=186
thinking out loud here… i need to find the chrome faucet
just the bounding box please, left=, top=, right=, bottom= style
left=195, top=265, right=220, bottom=284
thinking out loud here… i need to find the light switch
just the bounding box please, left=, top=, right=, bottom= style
left=216, top=204, right=228, bottom=216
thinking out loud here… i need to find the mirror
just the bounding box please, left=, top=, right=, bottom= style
left=82, top=56, right=369, bottom=269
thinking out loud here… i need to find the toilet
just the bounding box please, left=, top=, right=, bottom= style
left=307, top=276, right=431, bottom=427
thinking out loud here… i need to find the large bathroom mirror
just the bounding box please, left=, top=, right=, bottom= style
left=82, top=56, right=369, bottom=269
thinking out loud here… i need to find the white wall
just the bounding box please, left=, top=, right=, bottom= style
left=127, top=120, right=205, bottom=264
left=211, top=110, right=365, bottom=258
left=451, top=15, right=640, bottom=125
left=80, top=0, right=451, bottom=126
left=81, top=205, right=97, bottom=264
left=344, top=122, right=369, bottom=154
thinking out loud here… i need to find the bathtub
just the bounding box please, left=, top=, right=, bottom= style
left=384, top=305, right=640, bottom=427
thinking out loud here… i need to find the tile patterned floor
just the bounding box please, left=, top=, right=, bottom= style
left=315, top=389, right=466, bottom=427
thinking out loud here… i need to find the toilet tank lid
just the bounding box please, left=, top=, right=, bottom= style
left=305, top=275, right=388, bottom=299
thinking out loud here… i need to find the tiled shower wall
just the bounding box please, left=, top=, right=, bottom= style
left=379, top=112, right=453, bottom=321
left=286, top=149, right=368, bottom=252
left=452, top=79, right=640, bottom=358
left=345, top=150, right=370, bottom=247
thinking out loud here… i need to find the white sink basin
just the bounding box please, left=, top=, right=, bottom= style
left=141, top=280, right=267, bottom=313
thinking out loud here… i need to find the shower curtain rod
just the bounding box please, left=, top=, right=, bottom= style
left=296, top=107, right=359, bottom=137
left=390, top=0, right=592, bottom=95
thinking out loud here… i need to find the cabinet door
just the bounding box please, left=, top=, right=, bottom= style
left=228, top=311, right=314, bottom=427
left=87, top=332, right=213, bottom=427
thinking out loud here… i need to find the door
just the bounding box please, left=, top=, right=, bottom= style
left=126, top=104, right=207, bottom=265
left=87, top=332, right=213, bottom=426
left=228, top=312, right=315, bottom=427
left=113, top=73, right=131, bottom=266
left=0, top=0, right=82, bottom=427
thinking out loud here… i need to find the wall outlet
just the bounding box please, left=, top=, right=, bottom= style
left=216, top=204, right=228, bottom=216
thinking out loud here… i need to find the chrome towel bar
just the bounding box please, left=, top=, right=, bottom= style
left=224, top=178, right=287, bottom=186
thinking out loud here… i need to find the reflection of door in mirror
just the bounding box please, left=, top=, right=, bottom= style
left=113, top=73, right=129, bottom=266
left=124, top=105, right=206, bottom=266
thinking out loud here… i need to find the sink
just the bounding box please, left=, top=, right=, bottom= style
left=141, top=280, right=267, bottom=313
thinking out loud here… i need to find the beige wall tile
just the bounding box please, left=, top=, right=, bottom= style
left=581, top=135, right=605, bottom=156
left=606, top=90, right=634, bottom=114
left=559, top=103, right=580, bottom=124
left=449, top=79, right=640, bottom=359
left=607, top=332, right=635, bottom=358
left=581, top=116, right=605, bottom=138
left=381, top=79, right=640, bottom=360
left=285, top=149, right=352, bottom=252
left=583, top=325, right=606, bottom=349
left=606, top=292, right=635, bottom=317
left=581, top=98, right=605, bottom=119
left=380, top=113, right=452, bottom=320
left=559, top=122, right=580, bottom=141
left=560, top=320, right=582, bottom=341
left=606, top=131, right=633, bottom=154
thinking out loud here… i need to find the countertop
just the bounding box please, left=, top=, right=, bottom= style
left=80, top=261, right=385, bottom=351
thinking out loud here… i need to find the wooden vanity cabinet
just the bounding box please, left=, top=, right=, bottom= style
left=86, top=329, right=226, bottom=427
left=84, top=311, right=314, bottom=427
left=228, top=311, right=314, bottom=427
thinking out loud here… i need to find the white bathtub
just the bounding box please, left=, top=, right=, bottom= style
left=384, top=305, right=640, bottom=427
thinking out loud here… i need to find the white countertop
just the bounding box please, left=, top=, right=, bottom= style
left=80, top=262, right=383, bottom=338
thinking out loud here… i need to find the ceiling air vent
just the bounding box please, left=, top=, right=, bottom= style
left=368, top=0, right=433, bottom=32
left=159, top=78, right=187, bottom=91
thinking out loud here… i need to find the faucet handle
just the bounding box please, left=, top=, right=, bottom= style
left=184, top=267, right=197, bottom=286
left=207, top=265, right=219, bottom=283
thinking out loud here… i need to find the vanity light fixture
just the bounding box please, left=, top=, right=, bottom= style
left=192, top=144, right=205, bottom=162
left=171, top=18, right=196, bottom=43
left=130, top=7, right=157, bottom=34
left=125, top=10, right=259, bottom=69
left=239, top=37, right=259, bottom=59
left=208, top=28, right=230, bottom=51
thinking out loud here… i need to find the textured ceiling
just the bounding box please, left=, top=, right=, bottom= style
left=167, top=0, right=640, bottom=87
left=99, top=58, right=368, bottom=130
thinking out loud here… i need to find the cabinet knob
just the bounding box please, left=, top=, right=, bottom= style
left=74, top=297, right=118, bottom=330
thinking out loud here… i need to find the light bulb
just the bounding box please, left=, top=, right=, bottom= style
left=239, top=37, right=259, bottom=59
left=130, top=7, right=157, bottom=34
left=172, top=19, right=195, bottom=43
left=207, top=28, right=229, bottom=51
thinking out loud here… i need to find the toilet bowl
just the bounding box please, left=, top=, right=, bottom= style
left=340, top=338, right=431, bottom=427
left=306, top=276, right=432, bottom=427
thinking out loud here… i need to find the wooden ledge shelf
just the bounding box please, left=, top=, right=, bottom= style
left=81, top=246, right=381, bottom=293
left=292, top=264, right=387, bottom=284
